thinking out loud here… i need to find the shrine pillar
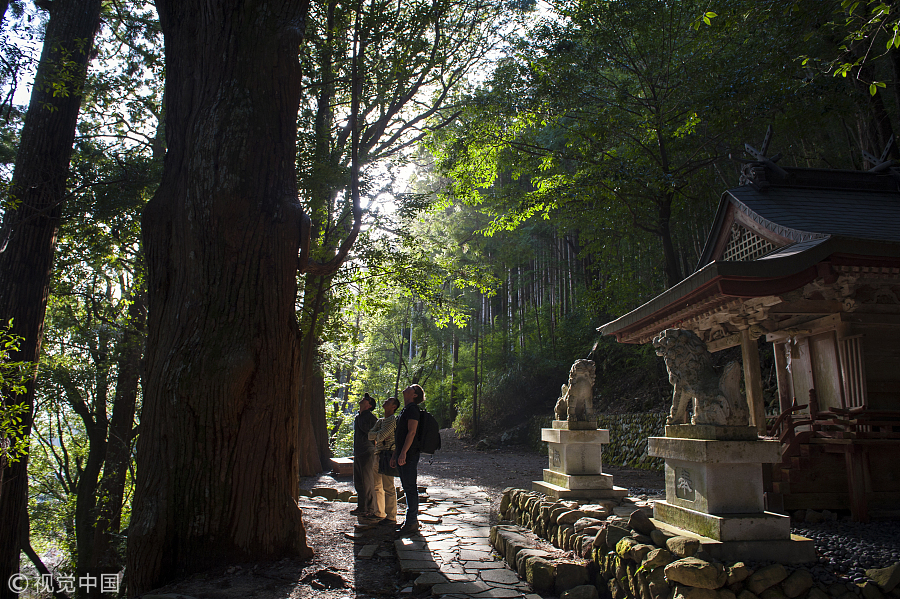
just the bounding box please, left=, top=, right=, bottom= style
left=740, top=326, right=766, bottom=435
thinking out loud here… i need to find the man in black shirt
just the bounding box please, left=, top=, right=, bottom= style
left=351, top=393, right=377, bottom=516
left=392, top=384, right=424, bottom=536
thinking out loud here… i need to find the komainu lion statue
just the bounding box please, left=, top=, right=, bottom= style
left=554, top=359, right=596, bottom=421
left=652, top=329, right=749, bottom=427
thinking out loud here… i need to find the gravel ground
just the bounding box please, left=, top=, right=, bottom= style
left=790, top=519, right=900, bottom=589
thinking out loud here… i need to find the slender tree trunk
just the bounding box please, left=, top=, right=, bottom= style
left=65, top=325, right=113, bottom=582
left=0, top=1, right=101, bottom=593
left=518, top=267, right=525, bottom=352
left=450, top=331, right=458, bottom=423
left=87, top=289, right=145, bottom=598
left=503, top=270, right=510, bottom=355
left=127, top=1, right=312, bottom=593
left=409, top=312, right=415, bottom=362
left=309, top=369, right=328, bottom=462
left=473, top=321, right=479, bottom=438
left=658, top=193, right=682, bottom=288
left=298, top=274, right=331, bottom=475
left=68, top=336, right=109, bottom=589
left=532, top=267, right=543, bottom=352
left=546, top=245, right=556, bottom=354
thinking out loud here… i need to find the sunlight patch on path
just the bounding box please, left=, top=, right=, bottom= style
left=394, top=485, right=543, bottom=598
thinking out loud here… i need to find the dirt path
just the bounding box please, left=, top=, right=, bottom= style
left=415, top=429, right=663, bottom=522
left=418, top=428, right=664, bottom=494
left=147, top=429, right=662, bottom=598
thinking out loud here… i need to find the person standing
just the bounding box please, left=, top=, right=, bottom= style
left=368, top=396, right=400, bottom=525
left=391, top=384, right=424, bottom=536
left=351, top=393, right=377, bottom=516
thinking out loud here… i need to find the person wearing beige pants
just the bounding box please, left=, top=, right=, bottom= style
left=369, top=396, right=399, bottom=524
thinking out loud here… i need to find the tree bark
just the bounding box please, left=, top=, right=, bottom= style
left=127, top=1, right=312, bottom=593
left=0, top=0, right=101, bottom=594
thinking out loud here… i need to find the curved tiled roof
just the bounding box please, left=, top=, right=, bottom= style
left=698, top=166, right=900, bottom=267
left=727, top=186, right=900, bottom=243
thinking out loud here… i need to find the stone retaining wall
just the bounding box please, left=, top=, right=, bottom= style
left=596, top=413, right=666, bottom=471
left=491, top=488, right=900, bottom=599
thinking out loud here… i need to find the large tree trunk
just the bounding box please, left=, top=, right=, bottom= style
left=127, top=1, right=313, bottom=594
left=0, top=1, right=101, bottom=594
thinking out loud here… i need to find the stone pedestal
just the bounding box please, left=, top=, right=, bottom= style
left=532, top=421, right=627, bottom=501
left=648, top=425, right=814, bottom=563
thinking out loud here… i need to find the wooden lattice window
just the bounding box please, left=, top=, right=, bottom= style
left=721, top=223, right=775, bottom=262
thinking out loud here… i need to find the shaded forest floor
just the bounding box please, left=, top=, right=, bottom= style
left=143, top=429, right=663, bottom=598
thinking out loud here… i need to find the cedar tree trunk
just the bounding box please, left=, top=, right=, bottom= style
left=127, top=1, right=313, bottom=594
left=0, top=0, right=101, bottom=594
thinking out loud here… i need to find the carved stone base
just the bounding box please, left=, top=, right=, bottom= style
left=532, top=480, right=628, bottom=501
left=649, top=436, right=781, bottom=515
left=649, top=436, right=780, bottom=463
left=665, top=424, right=759, bottom=441
left=552, top=419, right=597, bottom=430
left=543, top=428, right=609, bottom=475
left=652, top=500, right=789, bottom=541
left=537, top=425, right=621, bottom=502
left=650, top=518, right=816, bottom=564
left=541, top=469, right=614, bottom=490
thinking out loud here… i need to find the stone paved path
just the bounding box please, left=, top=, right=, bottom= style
left=390, top=485, right=542, bottom=599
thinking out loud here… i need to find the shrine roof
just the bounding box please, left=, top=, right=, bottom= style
left=600, top=165, right=900, bottom=344
left=698, top=167, right=900, bottom=267
left=726, top=185, right=900, bottom=241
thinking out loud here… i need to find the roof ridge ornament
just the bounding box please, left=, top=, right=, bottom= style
left=863, top=134, right=896, bottom=173
left=734, top=125, right=787, bottom=190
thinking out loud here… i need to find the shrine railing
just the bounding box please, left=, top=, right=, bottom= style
left=767, top=403, right=900, bottom=445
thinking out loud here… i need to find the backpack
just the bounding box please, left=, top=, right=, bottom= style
left=415, top=407, right=442, bottom=454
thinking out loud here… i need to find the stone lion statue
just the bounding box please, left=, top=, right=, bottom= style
left=554, top=359, right=596, bottom=421
left=652, top=329, right=749, bottom=427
